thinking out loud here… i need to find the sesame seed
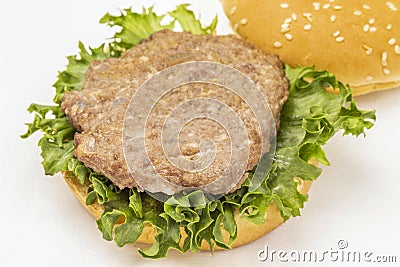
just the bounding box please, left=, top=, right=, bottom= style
left=387, top=24, right=393, bottom=30
left=240, top=18, right=248, bottom=25
left=383, top=68, right=391, bottom=75
left=302, top=13, right=313, bottom=22
left=274, top=41, right=283, bottom=48
left=363, top=4, right=371, bottom=10
left=395, top=45, right=400, bottom=54
left=323, top=3, right=331, bottom=9
left=230, top=6, right=237, bottom=16
left=280, top=3, right=289, bottom=9
left=388, top=38, right=396, bottom=45
left=284, top=17, right=293, bottom=24
left=285, top=33, right=293, bottom=41
left=313, top=2, right=321, bottom=10
left=333, top=5, right=343, bottom=10
left=281, top=23, right=290, bottom=29
left=329, top=0, right=334, bottom=2
left=353, top=10, right=362, bottom=16
left=304, top=24, right=312, bottom=31
left=362, top=44, right=373, bottom=55
left=366, top=75, right=374, bottom=81
left=281, top=27, right=290, bottom=33
left=333, top=30, right=341, bottom=37
left=362, top=44, right=371, bottom=49
left=363, top=24, right=370, bottom=32
left=233, top=23, right=239, bottom=31
left=381, top=52, right=388, bottom=66
left=369, top=26, right=377, bottom=32
left=369, top=18, right=375, bottom=24
left=330, top=15, right=336, bottom=22
left=336, top=36, right=344, bottom=43
left=292, top=13, right=298, bottom=21
left=386, top=2, right=398, bottom=11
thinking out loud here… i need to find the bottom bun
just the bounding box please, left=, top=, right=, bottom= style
left=63, top=172, right=312, bottom=250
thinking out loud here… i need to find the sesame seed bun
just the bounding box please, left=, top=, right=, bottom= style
left=221, top=0, right=400, bottom=95
left=63, top=170, right=313, bottom=250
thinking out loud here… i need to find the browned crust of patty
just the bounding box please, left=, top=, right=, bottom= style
left=61, top=30, right=289, bottom=190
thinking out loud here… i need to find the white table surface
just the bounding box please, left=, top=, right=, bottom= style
left=1, top=0, right=399, bottom=266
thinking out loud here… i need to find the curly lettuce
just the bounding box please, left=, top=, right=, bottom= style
left=21, top=4, right=375, bottom=259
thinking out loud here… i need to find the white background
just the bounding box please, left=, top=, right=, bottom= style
left=1, top=0, right=399, bottom=266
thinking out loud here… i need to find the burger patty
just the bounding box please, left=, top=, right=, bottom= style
left=61, top=30, right=289, bottom=191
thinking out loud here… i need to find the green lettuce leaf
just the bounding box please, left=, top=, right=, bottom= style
left=40, top=138, right=75, bottom=175
left=169, top=4, right=217, bottom=35
left=262, top=65, right=376, bottom=219
left=53, top=43, right=110, bottom=104
left=21, top=4, right=376, bottom=259
left=100, top=6, right=175, bottom=54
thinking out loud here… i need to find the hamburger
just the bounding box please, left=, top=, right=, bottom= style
left=21, top=4, right=375, bottom=258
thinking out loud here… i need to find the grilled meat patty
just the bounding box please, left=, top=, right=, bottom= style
left=62, top=30, right=289, bottom=191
